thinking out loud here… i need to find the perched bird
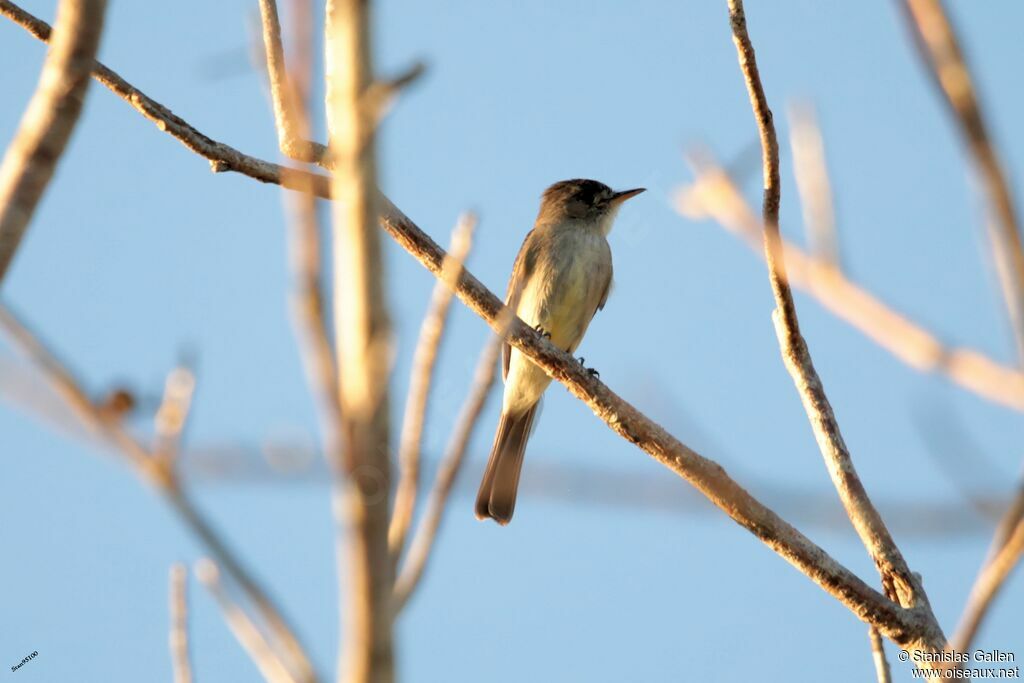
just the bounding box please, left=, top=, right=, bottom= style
left=475, top=179, right=644, bottom=525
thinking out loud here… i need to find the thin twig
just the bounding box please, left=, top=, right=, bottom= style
left=953, top=474, right=1024, bottom=651
left=169, top=563, right=194, bottom=683
left=0, top=303, right=162, bottom=480
left=0, top=0, right=107, bottom=286
left=259, top=2, right=341, bottom=677
left=195, top=559, right=298, bottom=683
left=0, top=303, right=317, bottom=683
left=676, top=151, right=1024, bottom=411
left=1, top=3, right=950, bottom=649
left=899, top=0, right=1024, bottom=366
left=257, top=0, right=327, bottom=164
left=725, top=0, right=941, bottom=642
left=326, top=0, right=394, bottom=680
left=263, top=0, right=343, bottom=469
left=788, top=103, right=839, bottom=267
left=389, top=212, right=477, bottom=564
left=154, top=363, right=197, bottom=464
left=869, top=627, right=892, bottom=683
left=393, top=325, right=505, bottom=614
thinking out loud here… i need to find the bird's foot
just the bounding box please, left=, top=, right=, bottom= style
left=533, top=324, right=552, bottom=340
left=577, top=356, right=599, bottom=378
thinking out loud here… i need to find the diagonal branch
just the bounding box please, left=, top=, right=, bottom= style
left=725, top=0, right=940, bottom=634
left=952, top=474, right=1024, bottom=651
left=196, top=559, right=298, bottom=683
left=389, top=212, right=477, bottom=564
left=676, top=152, right=1024, bottom=412
left=393, top=325, right=505, bottom=614
left=0, top=303, right=317, bottom=683
left=0, top=0, right=107, bottom=287
left=0, top=2, right=947, bottom=651
left=899, top=0, right=1024, bottom=367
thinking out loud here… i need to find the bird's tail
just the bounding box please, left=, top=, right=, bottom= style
left=475, top=405, right=538, bottom=525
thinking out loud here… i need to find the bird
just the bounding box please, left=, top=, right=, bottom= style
left=475, top=178, right=645, bottom=525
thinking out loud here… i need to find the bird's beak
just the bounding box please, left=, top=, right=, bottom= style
left=610, top=188, right=646, bottom=205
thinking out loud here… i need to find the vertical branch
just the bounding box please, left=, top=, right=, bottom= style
left=257, top=0, right=327, bottom=164
left=869, top=627, right=892, bottom=683
left=389, top=213, right=477, bottom=563
left=325, top=0, right=394, bottom=681
left=899, top=0, right=1024, bottom=365
left=393, top=325, right=505, bottom=614
left=725, top=0, right=942, bottom=648
left=258, top=0, right=343, bottom=460
left=788, top=103, right=839, bottom=267
left=169, top=563, right=194, bottom=683
left=0, top=0, right=107, bottom=286
left=153, top=364, right=197, bottom=464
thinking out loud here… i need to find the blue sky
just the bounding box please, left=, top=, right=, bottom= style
left=1, top=1, right=1021, bottom=681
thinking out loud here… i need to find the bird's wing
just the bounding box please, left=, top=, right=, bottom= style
left=597, top=245, right=613, bottom=312
left=502, top=229, right=541, bottom=381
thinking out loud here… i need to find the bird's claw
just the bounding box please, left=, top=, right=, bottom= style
left=533, top=324, right=552, bottom=340
left=577, top=356, right=599, bottom=378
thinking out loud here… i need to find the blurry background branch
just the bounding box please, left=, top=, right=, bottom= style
left=196, top=559, right=299, bottom=683
left=0, top=0, right=107, bottom=287
left=953, top=471, right=1024, bottom=652
left=0, top=304, right=317, bottom=683
left=392, top=323, right=506, bottom=614
left=788, top=103, right=839, bottom=268
left=0, top=366, right=1009, bottom=539
left=169, top=563, right=194, bottom=683
left=899, top=0, right=1024, bottom=367
left=325, top=0, right=395, bottom=680
left=676, top=152, right=1024, bottom=412
left=389, top=213, right=477, bottom=565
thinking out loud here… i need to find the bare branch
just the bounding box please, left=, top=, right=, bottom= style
left=154, top=363, right=197, bottom=464
left=869, top=627, right=893, bottom=683
left=0, top=0, right=107, bottom=287
left=366, top=61, right=426, bottom=125
left=0, top=4, right=952, bottom=649
left=0, top=1, right=332, bottom=195
left=196, top=559, right=298, bottom=683
left=169, top=563, right=194, bottom=683
left=326, top=0, right=394, bottom=680
left=676, top=152, right=1024, bottom=411
left=788, top=103, right=839, bottom=267
left=0, top=303, right=317, bottom=683
left=953, top=475, right=1024, bottom=651
left=725, top=0, right=940, bottom=638
left=257, top=0, right=328, bottom=164
left=393, top=325, right=505, bottom=614
left=0, top=303, right=162, bottom=480
left=390, top=212, right=477, bottom=563
left=900, top=0, right=1024, bottom=366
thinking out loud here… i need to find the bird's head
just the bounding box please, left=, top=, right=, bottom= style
left=537, top=179, right=645, bottom=233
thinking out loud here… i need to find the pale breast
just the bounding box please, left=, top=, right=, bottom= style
left=515, top=226, right=611, bottom=352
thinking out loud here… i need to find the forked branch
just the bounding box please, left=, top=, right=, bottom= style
left=725, top=0, right=943, bottom=649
